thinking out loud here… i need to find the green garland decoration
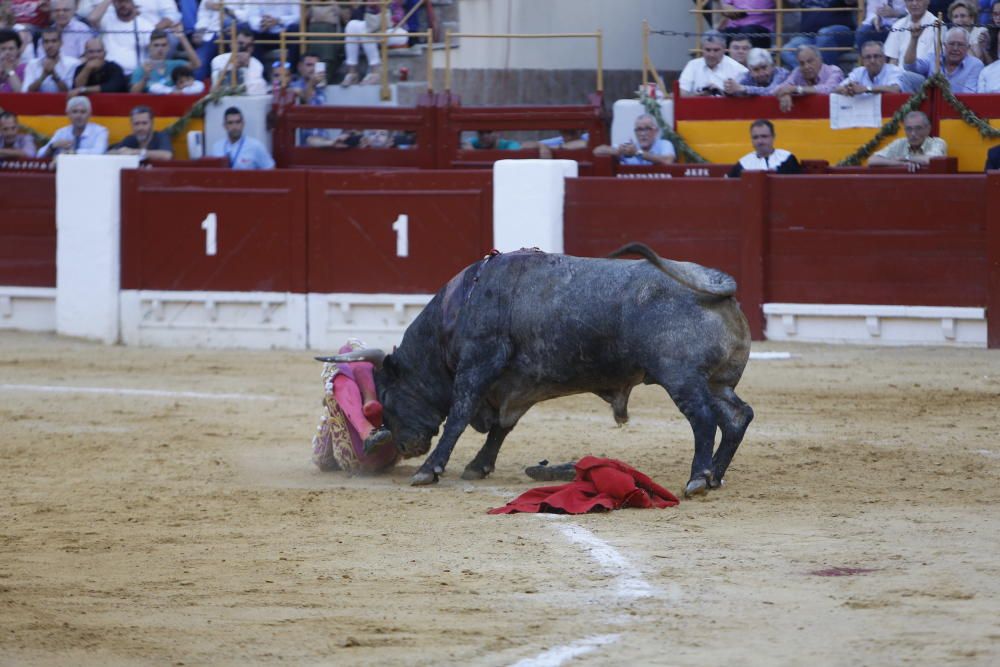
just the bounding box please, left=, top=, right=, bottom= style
left=0, top=85, right=245, bottom=148
left=937, top=78, right=1000, bottom=138
left=638, top=89, right=708, bottom=164
left=162, top=84, right=246, bottom=138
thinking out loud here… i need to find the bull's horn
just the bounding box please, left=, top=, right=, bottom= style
left=314, top=348, right=386, bottom=368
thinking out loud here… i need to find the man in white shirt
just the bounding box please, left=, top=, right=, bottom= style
left=210, top=26, right=266, bottom=94
left=50, top=0, right=94, bottom=59
left=978, top=57, right=1000, bottom=92
left=88, top=0, right=156, bottom=75
left=678, top=31, right=748, bottom=97
left=23, top=26, right=79, bottom=92
left=883, top=0, right=938, bottom=65
left=37, top=95, right=109, bottom=158
left=834, top=41, right=904, bottom=95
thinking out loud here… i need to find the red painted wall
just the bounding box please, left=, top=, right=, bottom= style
left=120, top=169, right=308, bottom=292
left=0, top=173, right=56, bottom=287
left=307, top=170, right=493, bottom=293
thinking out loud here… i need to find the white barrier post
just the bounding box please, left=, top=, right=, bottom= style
left=492, top=159, right=578, bottom=253
left=55, top=154, right=140, bottom=343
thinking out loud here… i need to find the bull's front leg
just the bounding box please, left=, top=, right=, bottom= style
left=461, top=424, right=513, bottom=480
left=410, top=392, right=481, bottom=486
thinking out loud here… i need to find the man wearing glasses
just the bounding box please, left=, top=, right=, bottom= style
left=592, top=114, right=676, bottom=165
left=868, top=110, right=947, bottom=171
left=902, top=25, right=983, bottom=93
left=834, top=41, right=904, bottom=96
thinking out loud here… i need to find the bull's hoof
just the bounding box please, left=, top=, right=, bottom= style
left=410, top=470, right=439, bottom=486
left=684, top=477, right=708, bottom=497
left=460, top=464, right=492, bottom=480
left=684, top=469, right=715, bottom=498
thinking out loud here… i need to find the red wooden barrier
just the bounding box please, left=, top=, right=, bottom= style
left=767, top=174, right=985, bottom=306
left=306, top=170, right=492, bottom=293
left=272, top=96, right=438, bottom=169
left=0, top=173, right=56, bottom=287
left=120, top=169, right=308, bottom=292
left=987, top=172, right=1000, bottom=348
left=436, top=93, right=609, bottom=174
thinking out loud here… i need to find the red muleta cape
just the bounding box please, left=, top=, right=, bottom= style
left=488, top=456, right=679, bottom=514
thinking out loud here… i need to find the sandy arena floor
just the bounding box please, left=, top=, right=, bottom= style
left=1, top=331, right=998, bottom=666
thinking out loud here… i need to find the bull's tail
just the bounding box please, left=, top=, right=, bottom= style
left=607, top=242, right=737, bottom=297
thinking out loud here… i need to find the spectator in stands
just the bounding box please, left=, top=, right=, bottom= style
left=9, top=0, right=50, bottom=40
left=904, top=25, right=984, bottom=92
left=71, top=36, right=127, bottom=93
left=0, top=111, right=37, bottom=158
left=978, top=42, right=1000, bottom=89
left=130, top=26, right=199, bottom=92
left=855, top=0, right=906, bottom=49
left=148, top=63, right=204, bottom=93
left=781, top=0, right=857, bottom=71
left=13, top=23, right=36, bottom=63
left=773, top=44, right=844, bottom=112
left=949, top=0, right=989, bottom=61
left=107, top=105, right=173, bottom=160
left=247, top=0, right=300, bottom=66
left=191, top=0, right=249, bottom=81
left=361, top=128, right=395, bottom=148
left=305, top=0, right=345, bottom=82
left=210, top=27, right=267, bottom=94
left=984, top=142, right=1000, bottom=169
left=727, top=34, right=753, bottom=66
left=716, top=0, right=775, bottom=49
left=341, top=1, right=408, bottom=86
left=24, top=26, right=78, bottom=92
left=982, top=1, right=1000, bottom=65
left=0, top=28, right=26, bottom=92
left=208, top=106, right=275, bottom=169
left=724, top=46, right=790, bottom=95
left=592, top=114, right=677, bottom=165
left=290, top=52, right=327, bottom=104
left=50, top=0, right=93, bottom=60
left=884, top=0, right=939, bottom=70
left=834, top=40, right=904, bottom=94
left=37, top=95, right=109, bottom=156
left=537, top=128, right=589, bottom=157
left=87, top=0, right=155, bottom=76
left=678, top=31, right=748, bottom=96
left=868, top=110, right=946, bottom=170
left=464, top=130, right=522, bottom=150
left=728, top=119, right=801, bottom=176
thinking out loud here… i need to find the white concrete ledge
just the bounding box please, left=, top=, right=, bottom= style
left=763, top=303, right=986, bottom=347
left=308, top=292, right=433, bottom=351
left=0, top=286, right=56, bottom=332
left=120, top=290, right=307, bottom=349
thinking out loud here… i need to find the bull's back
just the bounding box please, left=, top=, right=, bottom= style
left=466, top=253, right=746, bottom=387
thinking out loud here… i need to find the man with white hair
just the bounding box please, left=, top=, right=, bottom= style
left=834, top=41, right=904, bottom=95
left=592, top=114, right=676, bottom=165
left=37, top=95, right=109, bottom=157
left=724, top=47, right=790, bottom=96
left=49, top=0, right=94, bottom=60
left=678, top=31, right=748, bottom=97
left=772, top=44, right=844, bottom=112
left=883, top=0, right=939, bottom=65
left=868, top=110, right=947, bottom=171
left=903, top=25, right=983, bottom=93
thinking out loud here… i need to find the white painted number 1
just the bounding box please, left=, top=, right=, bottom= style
left=392, top=214, right=409, bottom=257
left=201, top=213, right=217, bottom=256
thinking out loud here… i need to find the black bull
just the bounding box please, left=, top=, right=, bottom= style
left=320, top=243, right=753, bottom=497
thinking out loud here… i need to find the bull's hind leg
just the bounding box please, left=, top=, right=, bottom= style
left=650, top=369, right=719, bottom=498
left=710, top=387, right=753, bottom=488
left=461, top=424, right=513, bottom=480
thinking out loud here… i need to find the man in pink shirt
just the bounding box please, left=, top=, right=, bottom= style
left=718, top=0, right=776, bottom=48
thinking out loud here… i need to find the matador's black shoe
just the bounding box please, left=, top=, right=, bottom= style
left=524, top=460, right=577, bottom=482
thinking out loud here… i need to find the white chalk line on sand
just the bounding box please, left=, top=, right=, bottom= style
left=508, top=516, right=678, bottom=667
left=508, top=634, right=622, bottom=667
left=0, top=383, right=277, bottom=402
left=750, top=351, right=793, bottom=360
